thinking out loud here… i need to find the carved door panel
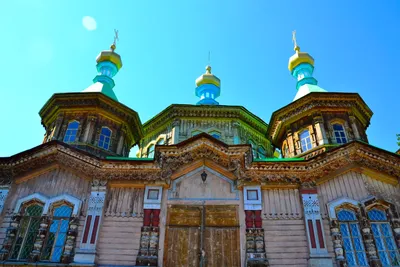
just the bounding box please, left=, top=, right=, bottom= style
left=164, top=205, right=240, bottom=267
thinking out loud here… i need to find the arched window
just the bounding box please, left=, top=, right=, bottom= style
left=63, top=121, right=79, bottom=143
left=368, top=209, right=400, bottom=266
left=249, top=141, right=258, bottom=159
left=337, top=209, right=368, bottom=266
left=147, top=144, right=155, bottom=158
left=333, top=123, right=347, bottom=144
left=299, top=129, right=312, bottom=152
left=10, top=203, right=44, bottom=260
left=157, top=138, right=165, bottom=145
left=258, top=146, right=266, bottom=159
left=41, top=204, right=73, bottom=262
left=98, top=127, right=112, bottom=150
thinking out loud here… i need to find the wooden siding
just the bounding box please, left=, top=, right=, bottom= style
left=318, top=171, right=400, bottom=219
left=6, top=168, right=90, bottom=212
left=262, top=189, right=302, bottom=220
left=318, top=171, right=399, bottom=266
left=96, top=216, right=143, bottom=265
left=104, top=187, right=144, bottom=217
left=0, top=168, right=90, bottom=251
left=263, top=219, right=309, bottom=267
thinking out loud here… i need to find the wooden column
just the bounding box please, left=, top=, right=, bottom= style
left=74, top=179, right=107, bottom=264
left=300, top=188, right=333, bottom=266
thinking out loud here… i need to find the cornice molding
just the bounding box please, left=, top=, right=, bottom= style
left=267, top=92, right=373, bottom=142
left=143, top=104, right=269, bottom=136
left=0, top=139, right=398, bottom=188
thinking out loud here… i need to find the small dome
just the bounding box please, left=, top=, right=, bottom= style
left=288, top=46, right=314, bottom=73
left=96, top=44, right=123, bottom=70
left=195, top=65, right=221, bottom=88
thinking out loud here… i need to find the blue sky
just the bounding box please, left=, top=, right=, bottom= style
left=1, top=0, right=399, bottom=157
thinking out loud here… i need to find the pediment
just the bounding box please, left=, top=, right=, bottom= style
left=168, top=166, right=239, bottom=201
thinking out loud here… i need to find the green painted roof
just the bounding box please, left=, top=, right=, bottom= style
left=105, top=156, right=153, bottom=161
left=293, top=84, right=326, bottom=101
left=82, top=82, right=118, bottom=101
left=254, top=157, right=305, bottom=162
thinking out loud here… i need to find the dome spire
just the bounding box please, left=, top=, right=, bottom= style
left=82, top=29, right=122, bottom=101
left=195, top=53, right=221, bottom=105
left=288, top=31, right=326, bottom=101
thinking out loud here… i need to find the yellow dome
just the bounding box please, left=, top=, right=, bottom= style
left=288, top=46, right=314, bottom=72
left=96, top=44, right=123, bottom=70
left=195, top=65, right=221, bottom=87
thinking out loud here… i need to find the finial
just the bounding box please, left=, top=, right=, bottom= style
left=292, top=30, right=300, bottom=52
left=206, top=65, right=211, bottom=74
left=110, top=29, right=119, bottom=52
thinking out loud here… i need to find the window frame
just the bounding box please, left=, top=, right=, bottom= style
left=368, top=208, right=400, bottom=266
left=98, top=126, right=112, bottom=150
left=299, top=129, right=312, bottom=152
left=336, top=208, right=368, bottom=267
left=10, top=202, right=45, bottom=261
left=63, top=121, right=80, bottom=143
left=332, top=123, right=348, bottom=144
left=41, top=203, right=73, bottom=262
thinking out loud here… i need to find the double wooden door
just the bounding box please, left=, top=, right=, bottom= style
left=163, top=205, right=240, bottom=267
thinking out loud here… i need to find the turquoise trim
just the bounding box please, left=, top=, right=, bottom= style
left=195, top=83, right=220, bottom=105
left=253, top=157, right=305, bottom=162
left=105, top=156, right=153, bottom=161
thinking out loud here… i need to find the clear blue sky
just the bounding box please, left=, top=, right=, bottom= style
left=1, top=0, right=399, bottom=157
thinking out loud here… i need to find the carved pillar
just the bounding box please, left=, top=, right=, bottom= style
left=0, top=213, right=22, bottom=260
left=28, top=215, right=50, bottom=262
left=116, top=132, right=125, bottom=155
left=82, top=120, right=92, bottom=143
left=359, top=212, right=381, bottom=267
left=53, top=113, right=64, bottom=140
left=300, top=189, right=332, bottom=266
left=136, top=186, right=163, bottom=266
left=313, top=116, right=328, bottom=146
left=330, top=219, right=346, bottom=266
left=171, top=119, right=180, bottom=144
left=349, top=116, right=360, bottom=140
left=61, top=216, right=79, bottom=263
left=243, top=186, right=268, bottom=266
left=287, top=129, right=295, bottom=157
left=74, top=179, right=107, bottom=264
left=293, top=131, right=302, bottom=155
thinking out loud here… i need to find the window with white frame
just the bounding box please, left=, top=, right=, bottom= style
left=98, top=127, right=112, bottom=150
left=332, top=123, right=347, bottom=144
left=299, top=129, right=312, bottom=152
left=337, top=209, right=368, bottom=266
left=63, top=121, right=79, bottom=143
left=10, top=202, right=44, bottom=260
left=147, top=144, right=155, bottom=158
left=368, top=209, right=400, bottom=266
left=41, top=204, right=73, bottom=262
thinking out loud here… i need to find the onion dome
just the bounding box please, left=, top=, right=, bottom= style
left=288, top=31, right=326, bottom=101
left=195, top=65, right=221, bottom=105
left=82, top=43, right=122, bottom=101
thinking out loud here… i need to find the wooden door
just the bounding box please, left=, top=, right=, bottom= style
left=164, top=205, right=240, bottom=267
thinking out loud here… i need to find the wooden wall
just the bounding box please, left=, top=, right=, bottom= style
left=96, top=187, right=144, bottom=265
left=262, top=189, right=308, bottom=267
left=0, top=168, right=91, bottom=252
left=317, top=171, right=400, bottom=266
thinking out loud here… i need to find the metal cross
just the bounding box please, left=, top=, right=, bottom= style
left=113, top=29, right=119, bottom=46
left=292, top=30, right=297, bottom=48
